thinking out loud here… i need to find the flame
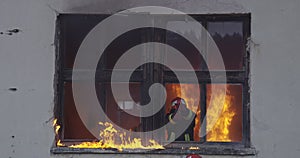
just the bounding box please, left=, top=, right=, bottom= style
left=53, top=119, right=64, bottom=146
left=53, top=84, right=240, bottom=148
left=206, top=85, right=235, bottom=142
left=53, top=119, right=60, bottom=135
left=53, top=119, right=164, bottom=150
left=166, top=84, right=200, bottom=113
left=165, top=84, right=201, bottom=141
left=166, top=84, right=240, bottom=142
left=189, top=146, right=200, bottom=150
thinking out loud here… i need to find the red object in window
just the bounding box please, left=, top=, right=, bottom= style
left=186, top=154, right=202, bottom=158
left=171, top=97, right=186, bottom=110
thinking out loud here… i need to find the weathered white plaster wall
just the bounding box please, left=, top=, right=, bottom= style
left=0, top=0, right=299, bottom=157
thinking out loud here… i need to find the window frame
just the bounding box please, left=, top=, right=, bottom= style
left=147, top=14, right=250, bottom=148
left=52, top=13, right=256, bottom=155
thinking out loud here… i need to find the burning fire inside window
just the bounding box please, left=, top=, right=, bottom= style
left=206, top=84, right=243, bottom=142
left=166, top=84, right=242, bottom=142
left=53, top=84, right=242, bottom=149
left=53, top=119, right=164, bottom=150
left=165, top=84, right=201, bottom=141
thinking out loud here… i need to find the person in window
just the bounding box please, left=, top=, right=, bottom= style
left=166, top=97, right=196, bottom=141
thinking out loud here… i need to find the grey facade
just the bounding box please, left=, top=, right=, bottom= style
left=0, top=0, right=300, bottom=157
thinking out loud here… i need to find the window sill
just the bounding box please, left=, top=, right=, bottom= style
left=51, top=144, right=257, bottom=156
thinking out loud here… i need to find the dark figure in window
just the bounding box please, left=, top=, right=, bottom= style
left=166, top=97, right=196, bottom=141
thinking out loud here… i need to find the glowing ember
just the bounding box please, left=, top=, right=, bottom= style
left=53, top=119, right=164, bottom=150
left=206, top=85, right=235, bottom=142
left=189, top=146, right=200, bottom=150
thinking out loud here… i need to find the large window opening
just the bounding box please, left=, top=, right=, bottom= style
left=53, top=14, right=254, bottom=155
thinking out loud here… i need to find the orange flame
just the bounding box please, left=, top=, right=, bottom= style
left=189, top=146, right=200, bottom=150
left=53, top=119, right=164, bottom=150
left=206, top=84, right=236, bottom=142
left=166, top=84, right=240, bottom=142
left=52, top=119, right=60, bottom=134
left=165, top=84, right=200, bottom=141
left=53, top=84, right=240, bottom=147
left=53, top=119, right=64, bottom=146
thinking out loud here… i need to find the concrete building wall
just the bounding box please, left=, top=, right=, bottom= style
left=0, top=0, right=300, bottom=157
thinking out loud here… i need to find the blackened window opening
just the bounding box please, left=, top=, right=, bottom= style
left=55, top=14, right=251, bottom=149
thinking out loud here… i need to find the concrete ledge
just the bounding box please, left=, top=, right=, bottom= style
left=51, top=145, right=257, bottom=156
